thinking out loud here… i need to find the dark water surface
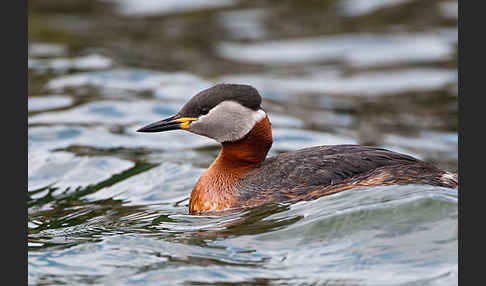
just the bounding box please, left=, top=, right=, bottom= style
left=28, top=0, right=457, bottom=285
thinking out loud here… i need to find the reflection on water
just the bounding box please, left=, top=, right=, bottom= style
left=218, top=32, right=455, bottom=66
left=28, top=0, right=457, bottom=285
left=105, top=0, right=238, bottom=16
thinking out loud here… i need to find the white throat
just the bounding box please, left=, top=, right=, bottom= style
left=188, top=101, right=266, bottom=143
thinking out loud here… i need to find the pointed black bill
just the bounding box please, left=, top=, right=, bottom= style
left=137, top=115, right=181, bottom=133
left=137, top=115, right=198, bottom=133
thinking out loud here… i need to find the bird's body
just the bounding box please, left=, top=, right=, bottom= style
left=138, top=84, right=457, bottom=214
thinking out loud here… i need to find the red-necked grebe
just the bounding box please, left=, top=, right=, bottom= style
left=137, top=84, right=458, bottom=214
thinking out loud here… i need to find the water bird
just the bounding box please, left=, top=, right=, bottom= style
left=137, top=84, right=458, bottom=214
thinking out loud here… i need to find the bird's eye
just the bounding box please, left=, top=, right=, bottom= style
left=200, top=107, right=209, bottom=115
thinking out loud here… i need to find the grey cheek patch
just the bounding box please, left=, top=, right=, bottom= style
left=188, top=101, right=266, bottom=143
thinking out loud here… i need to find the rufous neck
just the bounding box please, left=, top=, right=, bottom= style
left=189, top=116, right=272, bottom=213
left=218, top=115, right=273, bottom=166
